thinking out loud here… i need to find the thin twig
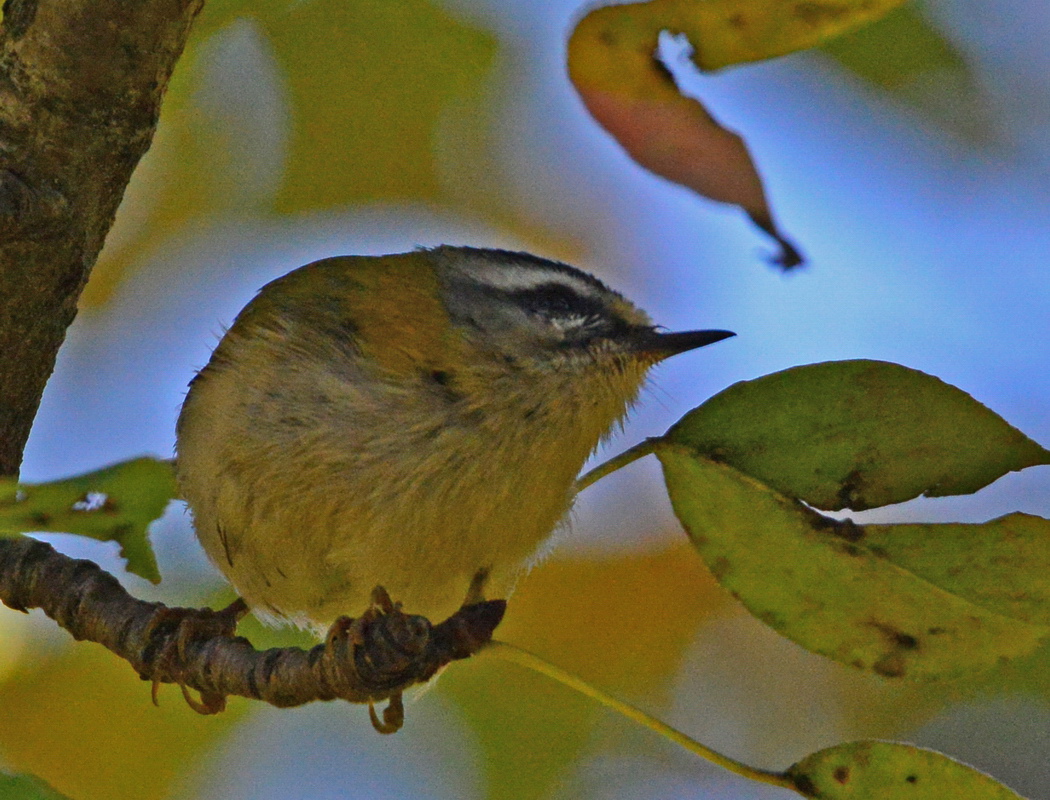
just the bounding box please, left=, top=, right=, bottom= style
left=575, top=437, right=661, bottom=494
left=480, top=640, right=800, bottom=794
left=0, top=537, right=504, bottom=716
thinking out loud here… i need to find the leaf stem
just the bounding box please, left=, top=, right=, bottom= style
left=575, top=437, right=662, bottom=493
left=479, top=640, right=798, bottom=794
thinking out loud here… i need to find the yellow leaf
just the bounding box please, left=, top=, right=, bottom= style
left=440, top=541, right=728, bottom=800
left=864, top=513, right=1050, bottom=627
left=499, top=541, right=727, bottom=691
left=790, top=740, right=1027, bottom=799
left=261, top=0, right=496, bottom=212
left=663, top=0, right=912, bottom=71
left=0, top=642, right=248, bottom=800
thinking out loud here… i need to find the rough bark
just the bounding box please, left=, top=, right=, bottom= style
left=0, top=0, right=203, bottom=476
left=0, top=536, right=505, bottom=727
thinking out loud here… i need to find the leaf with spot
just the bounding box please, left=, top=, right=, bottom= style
left=0, top=457, right=177, bottom=583
left=788, top=740, right=1027, bottom=798
left=656, top=444, right=1047, bottom=679
left=667, top=360, right=1050, bottom=511
left=862, top=513, right=1050, bottom=628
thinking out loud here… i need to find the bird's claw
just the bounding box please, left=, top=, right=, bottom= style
left=368, top=692, right=405, bottom=734
left=145, top=598, right=248, bottom=714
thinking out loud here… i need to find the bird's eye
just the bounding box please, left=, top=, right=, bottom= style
left=507, top=283, right=608, bottom=328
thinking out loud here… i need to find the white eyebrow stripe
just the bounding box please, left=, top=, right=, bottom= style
left=467, top=263, right=602, bottom=298
left=429, top=245, right=615, bottom=300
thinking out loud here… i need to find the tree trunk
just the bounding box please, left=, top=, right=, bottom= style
left=0, top=0, right=204, bottom=476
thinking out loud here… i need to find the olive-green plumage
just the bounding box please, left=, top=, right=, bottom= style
left=176, top=246, right=731, bottom=630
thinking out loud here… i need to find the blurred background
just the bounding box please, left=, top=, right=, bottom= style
left=2, top=0, right=1050, bottom=797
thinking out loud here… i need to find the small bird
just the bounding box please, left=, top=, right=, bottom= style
left=175, top=246, right=733, bottom=631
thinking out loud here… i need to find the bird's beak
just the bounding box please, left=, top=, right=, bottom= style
left=630, top=328, right=736, bottom=360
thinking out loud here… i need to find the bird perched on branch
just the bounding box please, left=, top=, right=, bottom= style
left=176, top=246, right=733, bottom=631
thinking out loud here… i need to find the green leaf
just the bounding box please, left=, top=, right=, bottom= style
left=259, top=0, right=497, bottom=213
left=0, top=457, right=177, bottom=583
left=666, top=360, right=1050, bottom=511
left=788, top=740, right=1027, bottom=799
left=656, top=444, right=1046, bottom=679
left=819, top=5, right=993, bottom=144
left=0, top=772, right=73, bottom=800
left=820, top=5, right=968, bottom=91
left=861, top=513, right=1050, bottom=627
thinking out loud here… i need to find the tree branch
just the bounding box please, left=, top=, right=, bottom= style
left=0, top=536, right=505, bottom=725
left=0, top=0, right=204, bottom=476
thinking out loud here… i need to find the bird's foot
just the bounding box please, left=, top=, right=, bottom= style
left=368, top=692, right=405, bottom=734
left=323, top=586, right=431, bottom=734
left=145, top=597, right=248, bottom=714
